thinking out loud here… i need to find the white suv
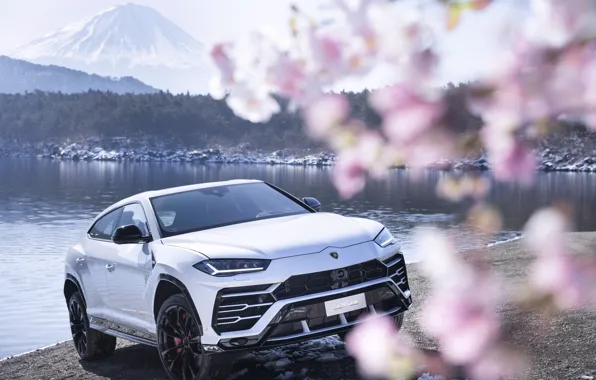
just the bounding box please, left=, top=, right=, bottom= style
left=63, top=179, right=412, bottom=380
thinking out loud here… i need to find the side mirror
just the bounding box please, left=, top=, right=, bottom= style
left=302, top=197, right=322, bottom=212
left=112, top=225, right=151, bottom=245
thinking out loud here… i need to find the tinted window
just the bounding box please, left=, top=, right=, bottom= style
left=88, top=208, right=122, bottom=240
left=151, top=183, right=310, bottom=237
left=116, top=203, right=150, bottom=236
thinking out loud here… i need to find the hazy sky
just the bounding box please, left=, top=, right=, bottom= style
left=0, top=0, right=528, bottom=85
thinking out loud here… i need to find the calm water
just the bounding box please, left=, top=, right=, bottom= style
left=1, top=159, right=596, bottom=359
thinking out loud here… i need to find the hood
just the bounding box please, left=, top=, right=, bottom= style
left=160, top=212, right=377, bottom=260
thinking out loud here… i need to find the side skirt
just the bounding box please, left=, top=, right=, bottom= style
left=89, top=315, right=157, bottom=348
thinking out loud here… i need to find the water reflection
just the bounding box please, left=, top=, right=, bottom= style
left=0, top=159, right=595, bottom=359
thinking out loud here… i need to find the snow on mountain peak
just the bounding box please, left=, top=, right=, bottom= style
left=11, top=3, right=205, bottom=70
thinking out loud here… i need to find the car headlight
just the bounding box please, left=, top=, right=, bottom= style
left=193, top=259, right=271, bottom=277
left=374, top=227, right=397, bottom=248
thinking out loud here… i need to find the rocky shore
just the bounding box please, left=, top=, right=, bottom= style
left=1, top=138, right=596, bottom=173
left=0, top=140, right=336, bottom=166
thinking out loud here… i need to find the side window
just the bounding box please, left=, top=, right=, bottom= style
left=156, top=211, right=176, bottom=228
left=88, top=208, right=123, bottom=240
left=116, top=203, right=150, bottom=236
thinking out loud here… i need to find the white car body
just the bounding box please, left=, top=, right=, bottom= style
left=64, top=179, right=412, bottom=375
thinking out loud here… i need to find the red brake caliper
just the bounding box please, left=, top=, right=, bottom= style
left=173, top=312, right=187, bottom=354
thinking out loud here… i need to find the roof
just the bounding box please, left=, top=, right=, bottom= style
left=105, top=179, right=263, bottom=212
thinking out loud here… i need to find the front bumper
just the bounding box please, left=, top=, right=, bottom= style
left=195, top=248, right=412, bottom=351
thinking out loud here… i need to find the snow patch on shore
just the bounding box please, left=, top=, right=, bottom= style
left=487, top=234, right=523, bottom=247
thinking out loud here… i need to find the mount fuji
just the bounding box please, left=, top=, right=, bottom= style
left=10, top=3, right=211, bottom=94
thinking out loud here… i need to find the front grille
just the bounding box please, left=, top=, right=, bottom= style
left=212, top=253, right=410, bottom=335
left=213, top=285, right=275, bottom=333
left=273, top=255, right=405, bottom=300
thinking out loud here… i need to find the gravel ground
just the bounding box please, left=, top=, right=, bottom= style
left=1, top=232, right=595, bottom=380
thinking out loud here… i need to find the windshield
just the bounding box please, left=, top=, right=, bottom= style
left=150, top=182, right=311, bottom=237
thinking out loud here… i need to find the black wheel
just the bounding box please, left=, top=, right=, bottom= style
left=157, top=294, right=222, bottom=380
left=68, top=291, right=116, bottom=360
left=338, top=313, right=404, bottom=341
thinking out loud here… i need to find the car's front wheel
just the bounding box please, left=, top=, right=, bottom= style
left=67, top=291, right=116, bottom=360
left=157, top=294, right=231, bottom=380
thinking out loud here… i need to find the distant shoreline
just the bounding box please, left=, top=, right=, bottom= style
left=2, top=140, right=596, bottom=173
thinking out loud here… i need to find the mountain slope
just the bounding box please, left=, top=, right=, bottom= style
left=0, top=55, right=157, bottom=94
left=10, top=3, right=210, bottom=94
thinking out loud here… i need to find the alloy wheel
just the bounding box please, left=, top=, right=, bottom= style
left=158, top=305, right=203, bottom=380
left=68, top=297, right=87, bottom=356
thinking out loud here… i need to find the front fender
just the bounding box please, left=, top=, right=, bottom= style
left=145, top=244, right=209, bottom=322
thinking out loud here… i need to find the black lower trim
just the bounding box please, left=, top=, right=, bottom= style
left=219, top=309, right=405, bottom=351
left=158, top=274, right=204, bottom=336
left=89, top=316, right=157, bottom=346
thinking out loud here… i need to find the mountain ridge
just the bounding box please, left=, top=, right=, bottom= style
left=0, top=55, right=158, bottom=94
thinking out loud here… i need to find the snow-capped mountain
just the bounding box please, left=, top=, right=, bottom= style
left=10, top=3, right=211, bottom=94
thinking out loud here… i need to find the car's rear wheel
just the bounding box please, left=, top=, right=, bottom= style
left=337, top=313, right=404, bottom=341
left=68, top=291, right=116, bottom=360
left=157, top=294, right=229, bottom=380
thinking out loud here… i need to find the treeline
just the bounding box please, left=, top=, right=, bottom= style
left=0, top=83, right=482, bottom=150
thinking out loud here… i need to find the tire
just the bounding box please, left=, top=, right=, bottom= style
left=156, top=294, right=230, bottom=380
left=338, top=313, right=404, bottom=341
left=67, top=291, right=117, bottom=361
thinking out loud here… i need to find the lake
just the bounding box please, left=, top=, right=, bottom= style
left=1, top=159, right=596, bottom=359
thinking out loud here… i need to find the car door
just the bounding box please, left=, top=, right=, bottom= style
left=80, top=207, right=123, bottom=320
left=106, top=202, right=155, bottom=331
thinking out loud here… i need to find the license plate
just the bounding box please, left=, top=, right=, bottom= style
left=324, top=293, right=367, bottom=317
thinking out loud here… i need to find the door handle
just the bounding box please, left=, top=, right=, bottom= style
left=106, top=264, right=116, bottom=272
left=76, top=258, right=85, bottom=264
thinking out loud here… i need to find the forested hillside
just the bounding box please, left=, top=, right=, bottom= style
left=0, top=84, right=482, bottom=150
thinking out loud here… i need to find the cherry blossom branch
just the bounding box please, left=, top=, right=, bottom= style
left=207, top=1, right=596, bottom=379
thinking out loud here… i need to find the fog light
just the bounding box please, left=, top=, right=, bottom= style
left=203, top=345, right=223, bottom=352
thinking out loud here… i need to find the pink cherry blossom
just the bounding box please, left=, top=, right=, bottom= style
left=225, top=87, right=281, bottom=124
left=345, top=314, right=420, bottom=379
left=422, top=291, right=500, bottom=365
left=528, top=0, right=596, bottom=46
left=332, top=150, right=367, bottom=199
left=484, top=137, right=537, bottom=185
left=209, top=43, right=236, bottom=100
left=301, top=28, right=348, bottom=82
left=467, top=346, right=526, bottom=380
left=369, top=83, right=444, bottom=158
left=369, top=84, right=441, bottom=116
left=415, top=228, right=506, bottom=371
left=303, top=94, right=349, bottom=140
left=332, top=130, right=389, bottom=199
left=581, top=55, right=596, bottom=130
left=333, top=129, right=393, bottom=199
left=210, top=43, right=235, bottom=85
left=207, top=2, right=596, bottom=379
left=524, top=207, right=570, bottom=256
left=344, top=315, right=398, bottom=378
left=266, top=53, right=308, bottom=101
left=524, top=207, right=596, bottom=309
